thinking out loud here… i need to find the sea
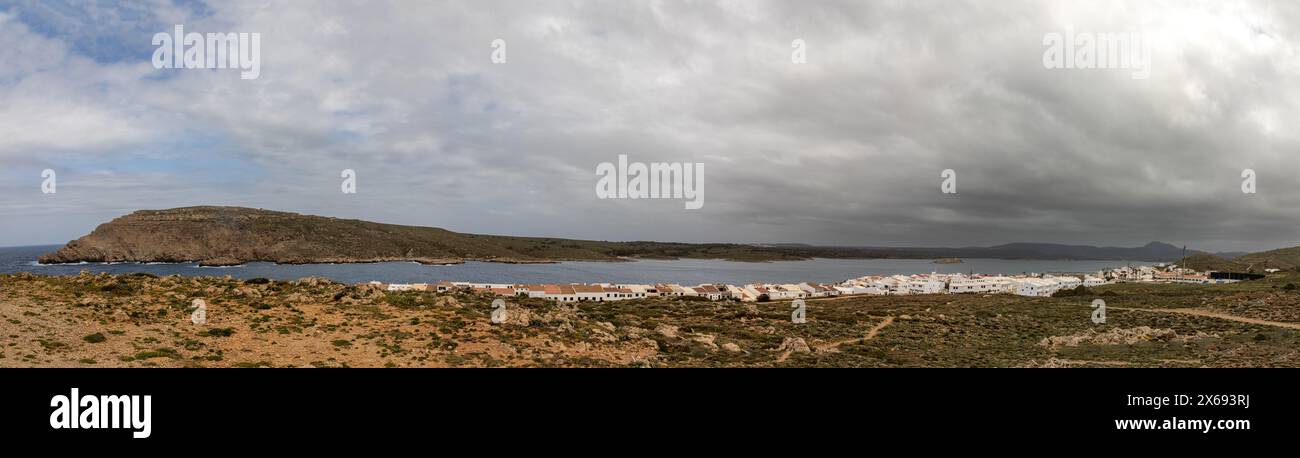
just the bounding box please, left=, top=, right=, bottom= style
left=0, top=245, right=1147, bottom=286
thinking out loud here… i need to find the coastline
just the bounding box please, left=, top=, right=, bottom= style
left=12, top=258, right=1145, bottom=292
left=7, top=243, right=1152, bottom=287
left=34, top=253, right=819, bottom=267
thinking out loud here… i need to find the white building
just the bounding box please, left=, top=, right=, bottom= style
left=542, top=285, right=579, bottom=302
left=985, top=276, right=1017, bottom=293
left=906, top=276, right=947, bottom=295
left=876, top=276, right=910, bottom=295
left=621, top=284, right=656, bottom=298
left=728, top=285, right=756, bottom=301
left=1012, top=278, right=1061, bottom=297
left=692, top=285, right=726, bottom=301
left=742, top=284, right=770, bottom=300
left=572, top=284, right=607, bottom=301
left=517, top=285, right=548, bottom=298
left=656, top=284, right=689, bottom=297
left=947, top=276, right=1004, bottom=294
left=1050, top=275, right=1082, bottom=291
left=784, top=284, right=811, bottom=299
left=798, top=282, right=834, bottom=297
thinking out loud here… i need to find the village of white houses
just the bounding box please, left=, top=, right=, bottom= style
left=375, top=263, right=1249, bottom=302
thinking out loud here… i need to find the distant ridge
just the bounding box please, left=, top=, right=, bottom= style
left=1165, top=249, right=1300, bottom=273
left=1176, top=252, right=1249, bottom=272
left=40, top=206, right=1196, bottom=266
left=782, top=241, right=1190, bottom=262
left=1231, top=247, right=1300, bottom=271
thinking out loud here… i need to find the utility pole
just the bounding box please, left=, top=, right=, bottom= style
left=1180, top=245, right=1187, bottom=282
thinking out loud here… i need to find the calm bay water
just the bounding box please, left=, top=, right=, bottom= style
left=0, top=245, right=1141, bottom=286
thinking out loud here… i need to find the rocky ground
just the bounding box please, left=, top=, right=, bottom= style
left=2, top=271, right=1299, bottom=367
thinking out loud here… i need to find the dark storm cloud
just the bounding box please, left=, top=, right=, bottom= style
left=1, top=0, right=1298, bottom=252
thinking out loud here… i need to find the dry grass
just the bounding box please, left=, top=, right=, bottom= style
left=2, top=271, right=1298, bottom=367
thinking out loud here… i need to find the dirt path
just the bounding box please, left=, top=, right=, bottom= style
left=1052, top=359, right=1134, bottom=367
left=815, top=316, right=895, bottom=353
left=1043, top=358, right=1202, bottom=367
left=1112, top=307, right=1300, bottom=330
left=776, top=350, right=792, bottom=363
left=779, top=317, right=895, bottom=363
left=863, top=316, right=895, bottom=341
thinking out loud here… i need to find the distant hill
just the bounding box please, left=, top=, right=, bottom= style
left=783, top=241, right=1190, bottom=262
left=985, top=241, right=1188, bottom=261
left=39, top=206, right=1200, bottom=266
left=1176, top=248, right=1300, bottom=273
left=1232, top=247, right=1300, bottom=271
left=1176, top=252, right=1249, bottom=272
left=39, top=207, right=808, bottom=266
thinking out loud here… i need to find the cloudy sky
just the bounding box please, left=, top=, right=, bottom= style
left=0, top=0, right=1297, bottom=252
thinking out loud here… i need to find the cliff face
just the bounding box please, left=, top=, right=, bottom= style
left=37, top=206, right=620, bottom=266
